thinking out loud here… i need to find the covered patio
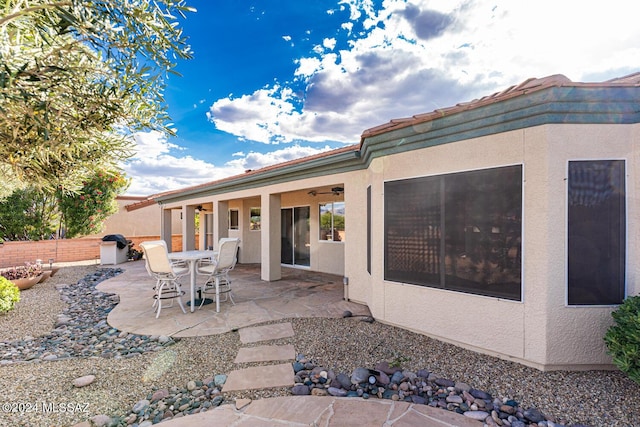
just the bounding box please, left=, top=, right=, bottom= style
left=97, top=260, right=370, bottom=337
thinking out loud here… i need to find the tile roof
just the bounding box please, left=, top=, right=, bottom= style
left=360, top=72, right=640, bottom=142
left=124, top=197, right=157, bottom=212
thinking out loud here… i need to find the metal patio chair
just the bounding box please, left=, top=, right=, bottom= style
left=196, top=237, right=240, bottom=311
left=140, top=240, right=188, bottom=318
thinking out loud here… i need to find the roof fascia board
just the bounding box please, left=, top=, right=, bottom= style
left=155, top=150, right=363, bottom=204
left=359, top=86, right=640, bottom=164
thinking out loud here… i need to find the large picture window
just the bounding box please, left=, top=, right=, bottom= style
left=319, top=202, right=345, bottom=242
left=568, top=160, right=625, bottom=305
left=384, top=165, right=522, bottom=300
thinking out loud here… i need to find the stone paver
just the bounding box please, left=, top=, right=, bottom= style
left=156, top=396, right=481, bottom=427
left=238, top=322, right=294, bottom=344
left=222, top=363, right=294, bottom=392
left=397, top=404, right=481, bottom=426
left=97, top=262, right=370, bottom=338
left=234, top=344, right=295, bottom=363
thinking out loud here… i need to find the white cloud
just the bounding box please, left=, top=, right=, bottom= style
left=226, top=144, right=336, bottom=171
left=323, top=37, right=337, bottom=50
left=122, top=131, right=243, bottom=195
left=294, top=57, right=322, bottom=77
left=122, top=132, right=335, bottom=195
left=206, top=0, right=640, bottom=149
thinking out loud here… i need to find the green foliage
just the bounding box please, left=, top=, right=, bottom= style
left=0, top=168, right=128, bottom=240
left=604, top=295, right=640, bottom=384
left=58, top=169, right=129, bottom=238
left=389, top=354, right=411, bottom=368
left=320, top=211, right=346, bottom=230
left=0, top=187, right=57, bottom=240
left=0, top=0, right=194, bottom=193
left=0, top=276, right=20, bottom=313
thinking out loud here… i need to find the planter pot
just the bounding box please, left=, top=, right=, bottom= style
left=11, top=275, right=42, bottom=290
left=37, top=270, right=52, bottom=283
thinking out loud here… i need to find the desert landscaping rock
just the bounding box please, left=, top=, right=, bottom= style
left=73, top=374, right=96, bottom=388
left=0, top=268, right=177, bottom=365
left=0, top=263, right=639, bottom=427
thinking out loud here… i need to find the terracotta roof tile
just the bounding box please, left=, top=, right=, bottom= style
left=605, top=71, right=640, bottom=84
left=360, top=72, right=638, bottom=142
left=124, top=198, right=157, bottom=212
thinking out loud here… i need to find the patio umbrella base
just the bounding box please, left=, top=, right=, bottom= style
left=188, top=298, right=214, bottom=307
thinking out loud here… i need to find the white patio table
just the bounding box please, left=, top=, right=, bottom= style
left=168, top=250, right=216, bottom=312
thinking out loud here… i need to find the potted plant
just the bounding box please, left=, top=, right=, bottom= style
left=0, top=276, right=20, bottom=313
left=0, top=262, right=43, bottom=290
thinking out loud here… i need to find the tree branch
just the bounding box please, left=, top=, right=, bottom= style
left=0, top=2, right=72, bottom=27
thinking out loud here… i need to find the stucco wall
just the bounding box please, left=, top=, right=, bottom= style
left=342, top=123, right=639, bottom=370
left=92, top=197, right=181, bottom=239
left=536, top=123, right=638, bottom=368
left=354, top=128, right=530, bottom=364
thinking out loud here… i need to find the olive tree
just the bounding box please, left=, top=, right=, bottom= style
left=0, top=0, right=194, bottom=193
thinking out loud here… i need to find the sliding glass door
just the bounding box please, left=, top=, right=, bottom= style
left=281, top=206, right=310, bottom=267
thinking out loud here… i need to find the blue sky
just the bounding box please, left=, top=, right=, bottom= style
left=122, top=0, right=640, bottom=195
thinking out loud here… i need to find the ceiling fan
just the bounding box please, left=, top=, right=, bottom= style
left=308, top=186, right=344, bottom=196
left=195, top=205, right=209, bottom=211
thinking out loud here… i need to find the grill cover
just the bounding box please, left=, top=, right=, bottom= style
left=102, top=234, right=128, bottom=249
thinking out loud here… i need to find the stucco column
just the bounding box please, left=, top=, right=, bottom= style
left=214, top=200, right=229, bottom=249
left=261, top=193, right=281, bottom=281
left=161, top=207, right=173, bottom=251
left=182, top=205, right=196, bottom=251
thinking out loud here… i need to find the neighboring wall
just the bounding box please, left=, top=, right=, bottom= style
left=0, top=195, right=195, bottom=268
left=94, top=196, right=181, bottom=238
left=0, top=235, right=194, bottom=268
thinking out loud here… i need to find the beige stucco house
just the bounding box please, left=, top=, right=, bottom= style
left=150, top=73, right=640, bottom=371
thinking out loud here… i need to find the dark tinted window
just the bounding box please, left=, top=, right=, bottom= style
left=385, top=165, right=522, bottom=300
left=568, top=160, right=625, bottom=305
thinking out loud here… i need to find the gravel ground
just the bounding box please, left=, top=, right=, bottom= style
left=0, top=263, right=638, bottom=427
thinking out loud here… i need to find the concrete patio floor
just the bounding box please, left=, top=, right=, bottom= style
left=96, top=260, right=371, bottom=337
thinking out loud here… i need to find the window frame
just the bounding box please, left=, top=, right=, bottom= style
left=384, top=164, right=523, bottom=301
left=367, top=185, right=371, bottom=274
left=250, top=207, right=261, bottom=231
left=319, top=201, right=345, bottom=242
left=229, top=209, right=239, bottom=230
left=566, top=159, right=626, bottom=306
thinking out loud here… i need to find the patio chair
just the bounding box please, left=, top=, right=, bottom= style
left=196, top=237, right=240, bottom=310
left=140, top=240, right=188, bottom=318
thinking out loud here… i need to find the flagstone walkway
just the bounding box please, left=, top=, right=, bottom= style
left=95, top=261, right=480, bottom=426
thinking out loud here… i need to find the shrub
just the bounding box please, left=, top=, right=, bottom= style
left=0, top=276, right=20, bottom=313
left=604, top=295, right=640, bottom=384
